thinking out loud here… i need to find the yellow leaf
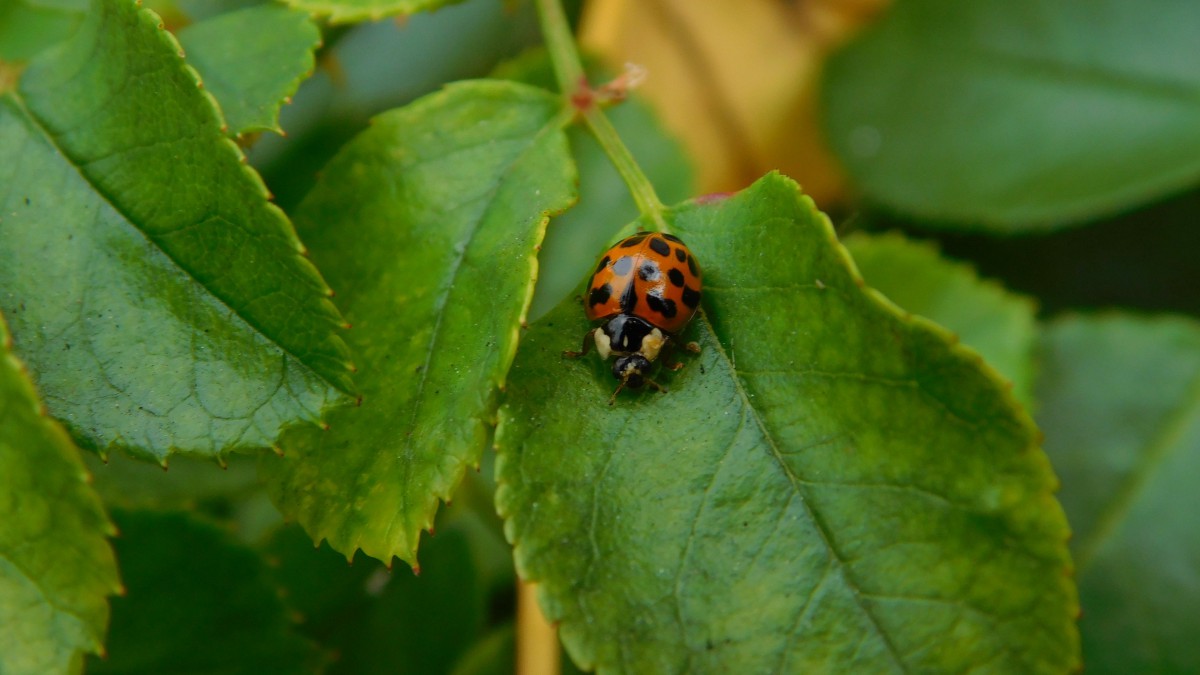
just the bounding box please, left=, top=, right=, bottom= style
left=581, top=0, right=888, bottom=204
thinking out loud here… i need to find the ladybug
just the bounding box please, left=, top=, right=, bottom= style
left=564, top=231, right=702, bottom=403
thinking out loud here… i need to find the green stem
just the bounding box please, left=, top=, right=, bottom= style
left=534, top=0, right=584, bottom=97
left=534, top=0, right=669, bottom=231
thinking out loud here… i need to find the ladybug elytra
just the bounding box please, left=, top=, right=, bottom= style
left=564, top=231, right=702, bottom=403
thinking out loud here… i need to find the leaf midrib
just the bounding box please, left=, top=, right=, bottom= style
left=1075, top=370, right=1200, bottom=572
left=958, top=43, right=1200, bottom=105
left=384, top=103, right=564, bottom=544
left=697, top=316, right=908, bottom=673
left=5, top=91, right=346, bottom=396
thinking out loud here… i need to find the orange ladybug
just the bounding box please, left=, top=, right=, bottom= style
left=564, top=231, right=702, bottom=403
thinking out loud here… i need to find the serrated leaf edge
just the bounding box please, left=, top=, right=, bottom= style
left=0, top=313, right=123, bottom=658
left=177, top=5, right=323, bottom=138
left=278, top=80, right=578, bottom=568
left=844, top=230, right=1040, bottom=404
left=283, top=0, right=469, bottom=25
left=15, top=0, right=356, bottom=402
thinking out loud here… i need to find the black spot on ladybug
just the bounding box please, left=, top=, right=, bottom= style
left=611, top=256, right=633, bottom=276
left=675, top=248, right=687, bottom=263
left=619, top=234, right=647, bottom=248
left=661, top=233, right=683, bottom=243
left=589, top=283, right=612, bottom=306
left=646, top=292, right=677, bottom=318
left=682, top=286, right=701, bottom=309
left=620, top=282, right=638, bottom=313
left=668, top=268, right=685, bottom=287
left=648, top=237, right=671, bottom=256
left=687, top=254, right=699, bottom=277
left=638, top=262, right=661, bottom=281
left=595, top=256, right=610, bottom=274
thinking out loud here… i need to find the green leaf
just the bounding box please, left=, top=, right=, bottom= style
left=0, top=315, right=120, bottom=675
left=1036, top=314, right=1200, bottom=673
left=87, top=510, right=323, bottom=675
left=177, top=4, right=320, bottom=137
left=261, top=80, right=577, bottom=566
left=333, top=530, right=484, bottom=674
left=496, top=173, right=1079, bottom=673
left=267, top=519, right=494, bottom=675
left=0, top=0, right=86, bottom=60
left=449, top=626, right=514, bottom=675
left=844, top=232, right=1037, bottom=407
left=821, top=0, right=1200, bottom=230
left=280, top=0, right=466, bottom=25
left=87, top=452, right=261, bottom=509
left=0, top=0, right=354, bottom=460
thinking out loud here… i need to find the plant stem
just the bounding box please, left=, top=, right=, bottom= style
left=534, top=0, right=669, bottom=231
left=535, top=0, right=585, bottom=96
left=516, top=579, right=560, bottom=675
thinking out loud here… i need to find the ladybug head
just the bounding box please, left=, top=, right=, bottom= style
left=612, top=354, right=652, bottom=388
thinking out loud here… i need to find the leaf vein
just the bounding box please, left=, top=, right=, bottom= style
left=702, top=318, right=909, bottom=673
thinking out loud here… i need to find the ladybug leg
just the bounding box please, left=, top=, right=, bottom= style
left=644, top=377, right=667, bottom=394
left=563, top=329, right=596, bottom=359
left=663, top=339, right=701, bottom=371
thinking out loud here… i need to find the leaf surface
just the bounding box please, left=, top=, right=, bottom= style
left=280, top=0, right=465, bottom=24
left=1037, top=314, right=1200, bottom=673
left=177, top=4, right=320, bottom=137
left=267, top=507, right=501, bottom=675
left=845, top=232, right=1037, bottom=407
left=0, top=0, right=86, bottom=60
left=261, top=80, right=576, bottom=566
left=87, top=510, right=322, bottom=675
left=0, top=0, right=352, bottom=460
left=497, top=173, right=1079, bottom=673
left=822, top=0, right=1200, bottom=230
left=0, top=315, right=120, bottom=675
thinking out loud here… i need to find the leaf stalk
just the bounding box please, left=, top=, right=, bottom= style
left=534, top=0, right=669, bottom=231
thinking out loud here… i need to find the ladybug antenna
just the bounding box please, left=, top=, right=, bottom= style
left=608, top=379, right=627, bottom=406
left=609, top=373, right=667, bottom=405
